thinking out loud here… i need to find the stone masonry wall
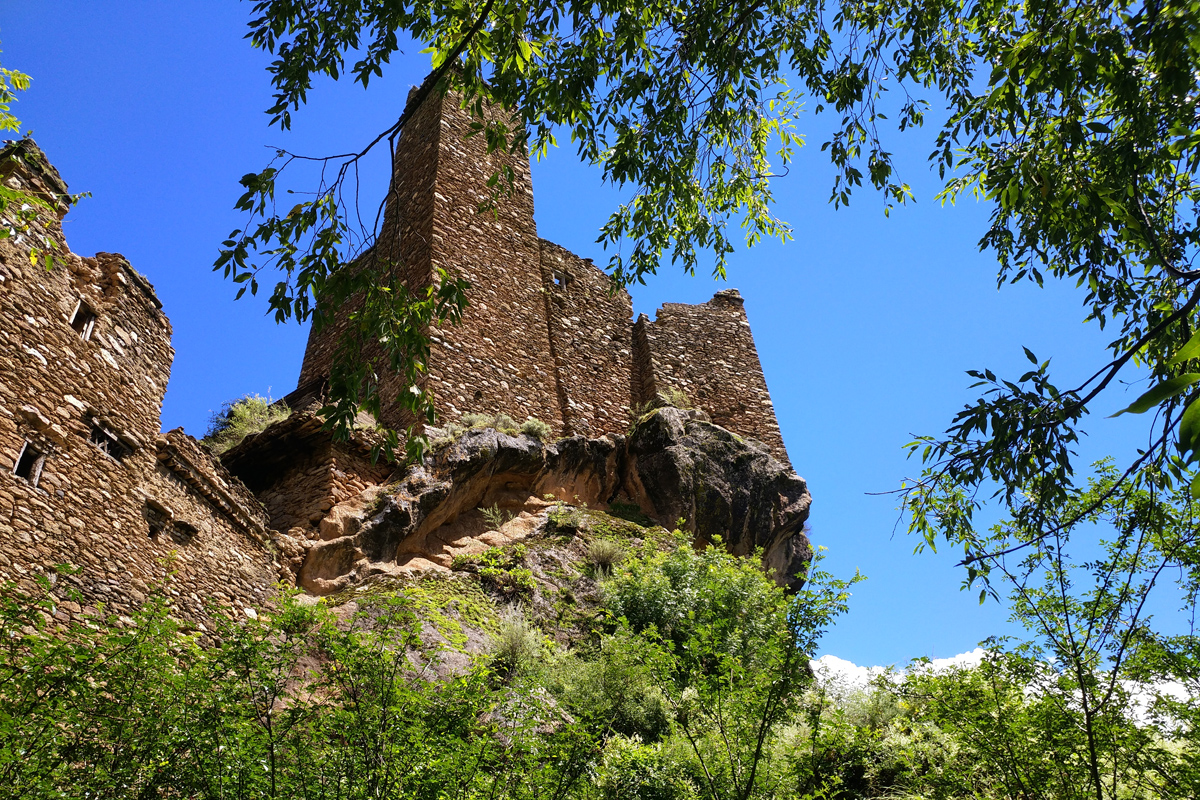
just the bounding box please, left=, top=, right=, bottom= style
left=221, top=413, right=389, bottom=537
left=633, top=289, right=789, bottom=465
left=297, top=85, right=565, bottom=434
left=411, top=89, right=562, bottom=432
left=0, top=140, right=279, bottom=624
left=295, top=80, right=791, bottom=466
left=540, top=239, right=633, bottom=437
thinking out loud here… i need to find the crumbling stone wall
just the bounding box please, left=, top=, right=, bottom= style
left=540, top=239, right=633, bottom=436
left=221, top=412, right=389, bottom=536
left=633, top=289, right=789, bottom=465
left=0, top=140, right=279, bottom=623
left=295, top=81, right=790, bottom=464
left=299, top=85, right=564, bottom=433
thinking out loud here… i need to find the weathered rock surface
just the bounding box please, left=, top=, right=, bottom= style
left=622, top=407, right=812, bottom=590
left=297, top=408, right=811, bottom=595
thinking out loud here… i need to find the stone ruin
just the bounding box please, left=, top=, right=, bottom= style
left=296, top=84, right=789, bottom=464
left=0, top=82, right=808, bottom=623
left=0, top=139, right=277, bottom=625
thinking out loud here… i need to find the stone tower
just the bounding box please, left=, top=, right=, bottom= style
left=295, top=81, right=790, bottom=465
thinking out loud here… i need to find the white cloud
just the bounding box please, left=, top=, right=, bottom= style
left=811, top=648, right=986, bottom=693
left=927, top=647, right=986, bottom=671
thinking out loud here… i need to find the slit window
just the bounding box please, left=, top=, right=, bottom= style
left=90, top=424, right=132, bottom=461
left=69, top=302, right=97, bottom=341
left=13, top=441, right=45, bottom=486
left=143, top=502, right=169, bottom=539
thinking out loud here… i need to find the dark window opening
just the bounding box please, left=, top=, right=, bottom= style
left=13, top=442, right=45, bottom=486
left=473, top=389, right=484, bottom=402
left=143, top=502, right=169, bottom=539
left=552, top=270, right=571, bottom=287
left=70, top=302, right=97, bottom=341
left=170, top=521, right=199, bottom=544
left=90, top=424, right=132, bottom=461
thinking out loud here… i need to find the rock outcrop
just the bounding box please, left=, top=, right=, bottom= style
left=296, top=408, right=811, bottom=596
left=623, top=408, right=813, bottom=591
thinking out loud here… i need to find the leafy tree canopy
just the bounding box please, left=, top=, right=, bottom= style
left=224, top=0, right=1200, bottom=584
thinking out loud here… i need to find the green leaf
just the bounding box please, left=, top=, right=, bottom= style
left=1110, top=374, right=1200, bottom=416
left=1179, top=397, right=1200, bottom=460
left=1168, top=329, right=1200, bottom=366
left=1189, top=471, right=1200, bottom=499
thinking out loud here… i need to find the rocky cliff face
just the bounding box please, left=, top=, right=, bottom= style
left=292, top=408, right=811, bottom=596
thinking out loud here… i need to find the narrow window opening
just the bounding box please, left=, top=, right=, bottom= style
left=90, top=424, right=132, bottom=461
left=143, top=502, right=169, bottom=540
left=552, top=270, right=572, bottom=287
left=13, top=442, right=45, bottom=486
left=70, top=302, right=97, bottom=341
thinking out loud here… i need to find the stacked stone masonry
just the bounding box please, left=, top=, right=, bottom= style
left=221, top=409, right=390, bottom=537
left=297, top=83, right=791, bottom=465
left=0, top=140, right=279, bottom=625
left=632, top=290, right=787, bottom=458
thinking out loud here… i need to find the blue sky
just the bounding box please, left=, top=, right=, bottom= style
left=2, top=2, right=1155, bottom=666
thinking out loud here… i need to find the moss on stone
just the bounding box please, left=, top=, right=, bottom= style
left=405, top=573, right=499, bottom=652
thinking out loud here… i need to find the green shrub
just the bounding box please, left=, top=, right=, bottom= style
left=659, top=386, right=691, bottom=410
left=429, top=421, right=467, bottom=448
left=541, top=630, right=674, bottom=742
left=202, top=393, right=291, bottom=454
left=587, top=539, right=625, bottom=573
left=520, top=417, right=552, bottom=439
left=458, top=412, right=520, bottom=436
left=595, top=735, right=696, bottom=800
left=482, top=566, right=536, bottom=596
left=461, top=412, right=493, bottom=428
left=451, top=545, right=534, bottom=596
left=489, top=606, right=542, bottom=674
left=547, top=503, right=585, bottom=534
left=493, top=413, right=519, bottom=435
left=602, top=539, right=788, bottom=670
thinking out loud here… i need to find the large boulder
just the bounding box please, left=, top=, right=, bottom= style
left=624, top=408, right=812, bottom=590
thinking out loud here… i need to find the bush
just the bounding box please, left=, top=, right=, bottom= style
left=547, top=502, right=585, bottom=534
left=602, top=539, right=788, bottom=670
left=659, top=386, right=691, bottom=410
left=520, top=417, right=552, bottom=439
left=203, top=394, right=290, bottom=454
left=459, top=412, right=520, bottom=436
left=493, top=413, right=519, bottom=435
left=490, top=605, right=542, bottom=675
left=460, top=412, right=493, bottom=428
left=596, top=735, right=696, bottom=800
left=587, top=539, right=625, bottom=573
left=451, top=545, right=534, bottom=596
left=541, top=630, right=674, bottom=742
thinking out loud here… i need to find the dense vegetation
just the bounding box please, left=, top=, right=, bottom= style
left=1, top=522, right=1195, bottom=799
left=203, top=394, right=292, bottom=455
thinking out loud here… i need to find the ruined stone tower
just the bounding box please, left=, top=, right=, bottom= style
left=0, top=139, right=279, bottom=622
left=296, top=83, right=790, bottom=463
left=0, top=102, right=807, bottom=613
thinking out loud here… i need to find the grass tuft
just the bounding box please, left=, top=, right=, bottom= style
left=203, top=394, right=291, bottom=454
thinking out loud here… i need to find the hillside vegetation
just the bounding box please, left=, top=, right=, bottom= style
left=2, top=509, right=1195, bottom=799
